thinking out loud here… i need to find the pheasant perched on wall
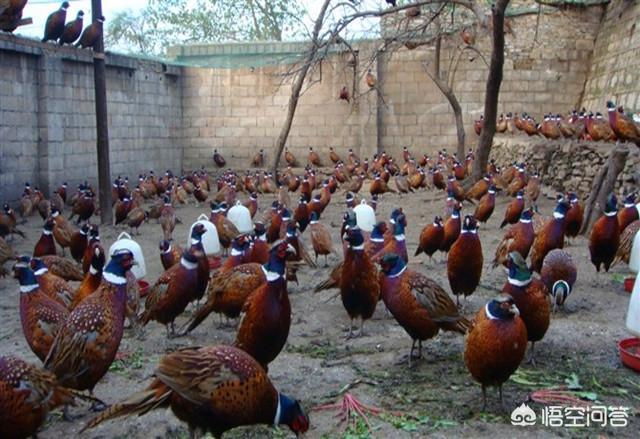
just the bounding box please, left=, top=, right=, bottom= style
left=530, top=199, right=570, bottom=272
left=493, top=208, right=535, bottom=269
left=606, top=101, right=640, bottom=146
left=59, top=10, right=84, bottom=45
left=14, top=260, right=69, bottom=362
left=82, top=345, right=309, bottom=437
left=76, top=15, right=104, bottom=49
left=44, top=250, right=135, bottom=398
left=588, top=193, right=620, bottom=272
left=42, top=1, right=69, bottom=42
left=0, top=356, right=75, bottom=439
left=448, top=215, right=483, bottom=306
left=502, top=252, right=550, bottom=363
left=464, top=295, right=527, bottom=409
left=141, top=250, right=200, bottom=337
left=585, top=112, right=616, bottom=141
left=540, top=249, right=577, bottom=312
left=235, top=241, right=295, bottom=369
left=415, top=216, right=444, bottom=263
left=379, top=253, right=470, bottom=365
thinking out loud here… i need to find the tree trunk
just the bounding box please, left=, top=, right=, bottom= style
left=468, top=0, right=510, bottom=187
left=271, top=0, right=332, bottom=173
left=580, top=144, right=629, bottom=235
left=425, top=35, right=466, bottom=159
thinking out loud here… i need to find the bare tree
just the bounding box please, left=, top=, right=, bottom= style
left=467, top=0, right=510, bottom=187
left=271, top=0, right=506, bottom=174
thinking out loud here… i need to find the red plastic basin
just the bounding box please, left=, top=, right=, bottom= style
left=208, top=256, right=221, bottom=270
left=137, top=280, right=150, bottom=298
left=624, top=277, right=635, bottom=293
left=619, top=338, right=640, bottom=373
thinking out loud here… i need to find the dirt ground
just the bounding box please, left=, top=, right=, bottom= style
left=1, top=179, right=639, bottom=439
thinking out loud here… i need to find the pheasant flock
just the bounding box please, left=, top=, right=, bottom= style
left=1, top=122, right=639, bottom=437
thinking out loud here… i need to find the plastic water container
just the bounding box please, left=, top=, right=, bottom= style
left=353, top=199, right=376, bottom=232
left=187, top=214, right=220, bottom=256
left=626, top=272, right=640, bottom=337
left=629, top=228, right=640, bottom=273
left=227, top=200, right=253, bottom=234
left=109, top=232, right=146, bottom=279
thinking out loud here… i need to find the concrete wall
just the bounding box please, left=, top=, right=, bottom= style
left=0, top=34, right=183, bottom=202
left=582, top=0, right=640, bottom=111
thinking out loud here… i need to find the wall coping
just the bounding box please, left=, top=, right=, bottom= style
left=0, top=33, right=181, bottom=75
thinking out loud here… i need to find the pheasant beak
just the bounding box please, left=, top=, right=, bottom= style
left=510, top=303, right=520, bottom=316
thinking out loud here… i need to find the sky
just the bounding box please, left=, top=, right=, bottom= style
left=16, top=0, right=381, bottom=50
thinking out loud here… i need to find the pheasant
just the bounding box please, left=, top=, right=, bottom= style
left=14, top=260, right=69, bottom=362
left=235, top=241, right=296, bottom=369
left=379, top=253, right=470, bottom=364
left=0, top=356, right=75, bottom=439
left=44, top=250, right=136, bottom=398
left=141, top=250, right=200, bottom=337
left=82, top=345, right=308, bottom=438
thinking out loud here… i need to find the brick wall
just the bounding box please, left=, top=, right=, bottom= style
left=0, top=34, right=183, bottom=202
left=180, top=48, right=378, bottom=170
left=178, top=5, right=604, bottom=166
left=582, top=0, right=640, bottom=111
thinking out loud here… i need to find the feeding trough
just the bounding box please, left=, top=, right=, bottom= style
left=619, top=338, right=640, bottom=373
left=109, top=232, right=146, bottom=279
left=187, top=214, right=221, bottom=256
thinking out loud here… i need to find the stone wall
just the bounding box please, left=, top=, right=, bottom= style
left=582, top=0, right=640, bottom=111
left=490, top=135, right=640, bottom=199
left=0, top=34, right=183, bottom=202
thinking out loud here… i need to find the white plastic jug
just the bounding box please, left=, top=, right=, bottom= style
left=629, top=228, right=640, bottom=273
left=353, top=199, right=376, bottom=232
left=187, top=214, right=220, bottom=256
left=227, top=201, right=253, bottom=234
left=626, top=273, right=640, bottom=337
left=109, top=232, right=146, bottom=279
